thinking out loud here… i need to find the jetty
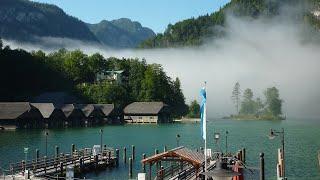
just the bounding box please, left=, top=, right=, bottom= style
left=5, top=145, right=119, bottom=179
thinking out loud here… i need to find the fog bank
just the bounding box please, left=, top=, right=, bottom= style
left=4, top=14, right=320, bottom=119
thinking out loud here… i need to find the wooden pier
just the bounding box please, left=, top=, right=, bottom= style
left=6, top=146, right=118, bottom=179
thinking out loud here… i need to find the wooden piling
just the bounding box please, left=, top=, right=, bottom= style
left=123, top=147, right=127, bottom=163
left=142, top=153, right=146, bottom=173
left=71, top=144, right=75, bottom=155
left=260, top=153, right=265, bottom=180
left=35, top=149, right=39, bottom=162
left=59, top=162, right=63, bottom=176
left=131, top=145, right=135, bottom=160
left=116, top=149, right=119, bottom=166
left=242, top=148, right=246, bottom=163
left=55, top=146, right=59, bottom=158
left=164, top=146, right=167, bottom=152
left=129, top=157, right=133, bottom=178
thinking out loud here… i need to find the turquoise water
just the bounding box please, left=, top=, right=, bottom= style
left=0, top=118, right=320, bottom=180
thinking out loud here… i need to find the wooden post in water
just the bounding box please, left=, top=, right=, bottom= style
left=142, top=153, right=146, bottom=173
left=160, top=166, right=164, bottom=180
left=164, top=146, right=167, bottom=152
left=55, top=146, right=59, bottom=158
left=123, top=147, right=127, bottom=163
left=116, top=149, right=119, bottom=166
left=71, top=144, right=75, bottom=155
left=260, top=153, right=265, bottom=180
left=35, top=149, right=39, bottom=162
left=129, top=157, right=133, bottom=178
left=155, top=149, right=159, bottom=171
left=242, top=148, right=246, bottom=163
left=59, top=162, right=63, bottom=176
left=132, top=145, right=135, bottom=160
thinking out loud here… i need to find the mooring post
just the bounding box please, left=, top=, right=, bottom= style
left=260, top=153, right=265, bottom=180
left=60, top=162, right=63, bottom=176
left=108, top=151, right=111, bottom=164
left=238, top=150, right=243, bottom=161
left=55, top=146, right=59, bottom=158
left=155, top=149, right=159, bottom=171
left=132, top=145, right=135, bottom=160
left=129, top=157, right=133, bottom=178
left=123, top=147, right=127, bottom=163
left=164, top=146, right=167, bottom=152
left=36, top=149, right=39, bottom=162
left=94, top=155, right=99, bottom=169
left=242, top=148, right=246, bottom=163
left=161, top=166, right=164, bottom=179
left=116, top=149, right=119, bottom=166
left=71, top=144, right=75, bottom=155
left=44, top=156, right=47, bottom=173
left=142, top=153, right=146, bottom=173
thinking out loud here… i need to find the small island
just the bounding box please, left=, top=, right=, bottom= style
left=226, top=82, right=285, bottom=120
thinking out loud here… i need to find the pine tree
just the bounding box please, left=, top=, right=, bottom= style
left=231, top=82, right=241, bottom=114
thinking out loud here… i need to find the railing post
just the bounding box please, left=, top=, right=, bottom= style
left=260, top=153, right=265, bottom=180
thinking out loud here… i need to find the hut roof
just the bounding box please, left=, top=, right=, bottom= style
left=30, top=103, right=55, bottom=118
left=93, top=104, right=114, bottom=116
left=59, top=104, right=78, bottom=117
left=0, top=102, right=32, bottom=120
left=124, top=102, right=167, bottom=115
left=78, top=104, right=95, bottom=117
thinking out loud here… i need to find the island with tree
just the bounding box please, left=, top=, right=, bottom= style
left=227, top=82, right=285, bottom=120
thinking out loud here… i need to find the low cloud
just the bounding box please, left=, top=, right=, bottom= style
left=3, top=6, right=320, bottom=119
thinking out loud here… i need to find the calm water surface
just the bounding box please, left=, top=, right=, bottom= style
left=0, top=118, right=319, bottom=180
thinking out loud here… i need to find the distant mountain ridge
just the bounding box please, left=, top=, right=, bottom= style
left=0, top=0, right=155, bottom=48
left=0, top=0, right=98, bottom=43
left=87, top=18, right=155, bottom=48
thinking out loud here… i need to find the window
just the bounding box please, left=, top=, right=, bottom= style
left=139, top=117, right=142, bottom=119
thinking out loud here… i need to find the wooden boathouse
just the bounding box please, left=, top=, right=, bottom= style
left=124, top=102, right=171, bottom=123
left=31, top=103, right=66, bottom=128
left=0, top=102, right=43, bottom=130
left=60, top=104, right=86, bottom=127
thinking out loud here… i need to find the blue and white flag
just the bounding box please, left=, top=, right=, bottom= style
left=200, top=87, right=207, bottom=140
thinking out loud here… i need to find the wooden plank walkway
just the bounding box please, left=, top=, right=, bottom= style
left=7, top=147, right=118, bottom=178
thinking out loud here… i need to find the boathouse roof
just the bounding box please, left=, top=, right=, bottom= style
left=93, top=104, right=114, bottom=116
left=30, top=103, right=56, bottom=118
left=124, top=102, right=168, bottom=115
left=0, top=102, right=32, bottom=119
left=60, top=104, right=85, bottom=118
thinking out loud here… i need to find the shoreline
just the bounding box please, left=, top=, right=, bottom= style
left=174, top=118, right=200, bottom=123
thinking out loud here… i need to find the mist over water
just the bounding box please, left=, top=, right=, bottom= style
left=4, top=11, right=320, bottom=119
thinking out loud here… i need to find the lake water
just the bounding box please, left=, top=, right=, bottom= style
left=0, top=118, right=319, bottom=180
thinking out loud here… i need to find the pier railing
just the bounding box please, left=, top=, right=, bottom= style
left=9, top=147, right=115, bottom=177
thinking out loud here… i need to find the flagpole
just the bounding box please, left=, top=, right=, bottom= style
left=204, top=81, right=207, bottom=179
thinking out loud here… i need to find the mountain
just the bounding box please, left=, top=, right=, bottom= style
left=87, top=18, right=155, bottom=48
left=139, top=0, right=320, bottom=48
left=0, top=0, right=98, bottom=43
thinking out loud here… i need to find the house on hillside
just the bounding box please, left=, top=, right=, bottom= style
left=96, top=70, right=124, bottom=84
left=0, top=102, right=43, bottom=129
left=31, top=103, right=66, bottom=128
left=123, top=102, right=171, bottom=123
left=59, top=104, right=85, bottom=127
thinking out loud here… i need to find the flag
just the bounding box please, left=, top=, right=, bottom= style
left=200, top=87, right=207, bottom=140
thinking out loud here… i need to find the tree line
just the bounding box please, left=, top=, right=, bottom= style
left=0, top=38, right=188, bottom=118
left=231, top=82, right=284, bottom=120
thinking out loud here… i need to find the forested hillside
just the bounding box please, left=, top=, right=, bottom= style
left=0, top=38, right=188, bottom=117
left=87, top=18, right=155, bottom=48
left=139, top=0, right=320, bottom=48
left=0, top=0, right=98, bottom=42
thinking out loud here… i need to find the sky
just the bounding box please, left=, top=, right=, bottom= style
left=31, top=0, right=230, bottom=33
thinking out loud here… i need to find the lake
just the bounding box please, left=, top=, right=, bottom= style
left=0, top=118, right=319, bottom=180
